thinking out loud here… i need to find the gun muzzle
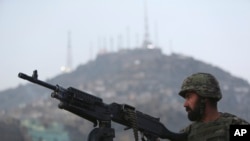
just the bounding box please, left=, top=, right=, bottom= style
left=18, top=73, right=31, bottom=80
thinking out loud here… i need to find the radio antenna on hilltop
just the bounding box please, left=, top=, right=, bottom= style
left=61, top=31, right=72, bottom=73
left=142, top=0, right=153, bottom=49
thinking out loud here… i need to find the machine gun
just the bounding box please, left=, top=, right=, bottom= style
left=18, top=70, right=187, bottom=141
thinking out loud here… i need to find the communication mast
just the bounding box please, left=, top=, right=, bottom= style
left=142, top=0, right=154, bottom=49
left=61, top=31, right=72, bottom=73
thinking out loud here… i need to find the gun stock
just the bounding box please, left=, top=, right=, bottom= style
left=18, top=70, right=187, bottom=141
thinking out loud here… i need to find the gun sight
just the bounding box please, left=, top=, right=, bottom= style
left=18, top=70, right=56, bottom=90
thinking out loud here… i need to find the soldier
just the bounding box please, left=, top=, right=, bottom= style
left=179, top=72, right=249, bottom=141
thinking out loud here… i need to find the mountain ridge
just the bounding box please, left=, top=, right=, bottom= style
left=0, top=48, right=249, bottom=140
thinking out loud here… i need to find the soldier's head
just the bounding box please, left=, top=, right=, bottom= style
left=178, top=73, right=222, bottom=121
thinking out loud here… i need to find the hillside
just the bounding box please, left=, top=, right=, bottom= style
left=0, top=48, right=249, bottom=140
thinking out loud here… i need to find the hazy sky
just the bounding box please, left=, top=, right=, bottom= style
left=0, top=0, right=250, bottom=91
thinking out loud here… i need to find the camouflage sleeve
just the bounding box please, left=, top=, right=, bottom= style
left=222, top=112, right=250, bottom=125
left=231, top=116, right=250, bottom=125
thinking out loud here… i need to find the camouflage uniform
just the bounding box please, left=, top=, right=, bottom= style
left=178, top=73, right=250, bottom=141
left=181, top=112, right=249, bottom=141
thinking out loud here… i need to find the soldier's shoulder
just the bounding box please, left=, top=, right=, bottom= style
left=221, top=112, right=250, bottom=125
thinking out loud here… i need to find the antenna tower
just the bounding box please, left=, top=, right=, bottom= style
left=62, top=31, right=72, bottom=72
left=67, top=31, right=72, bottom=71
left=142, top=0, right=153, bottom=48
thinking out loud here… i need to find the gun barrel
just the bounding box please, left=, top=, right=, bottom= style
left=18, top=72, right=56, bottom=90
